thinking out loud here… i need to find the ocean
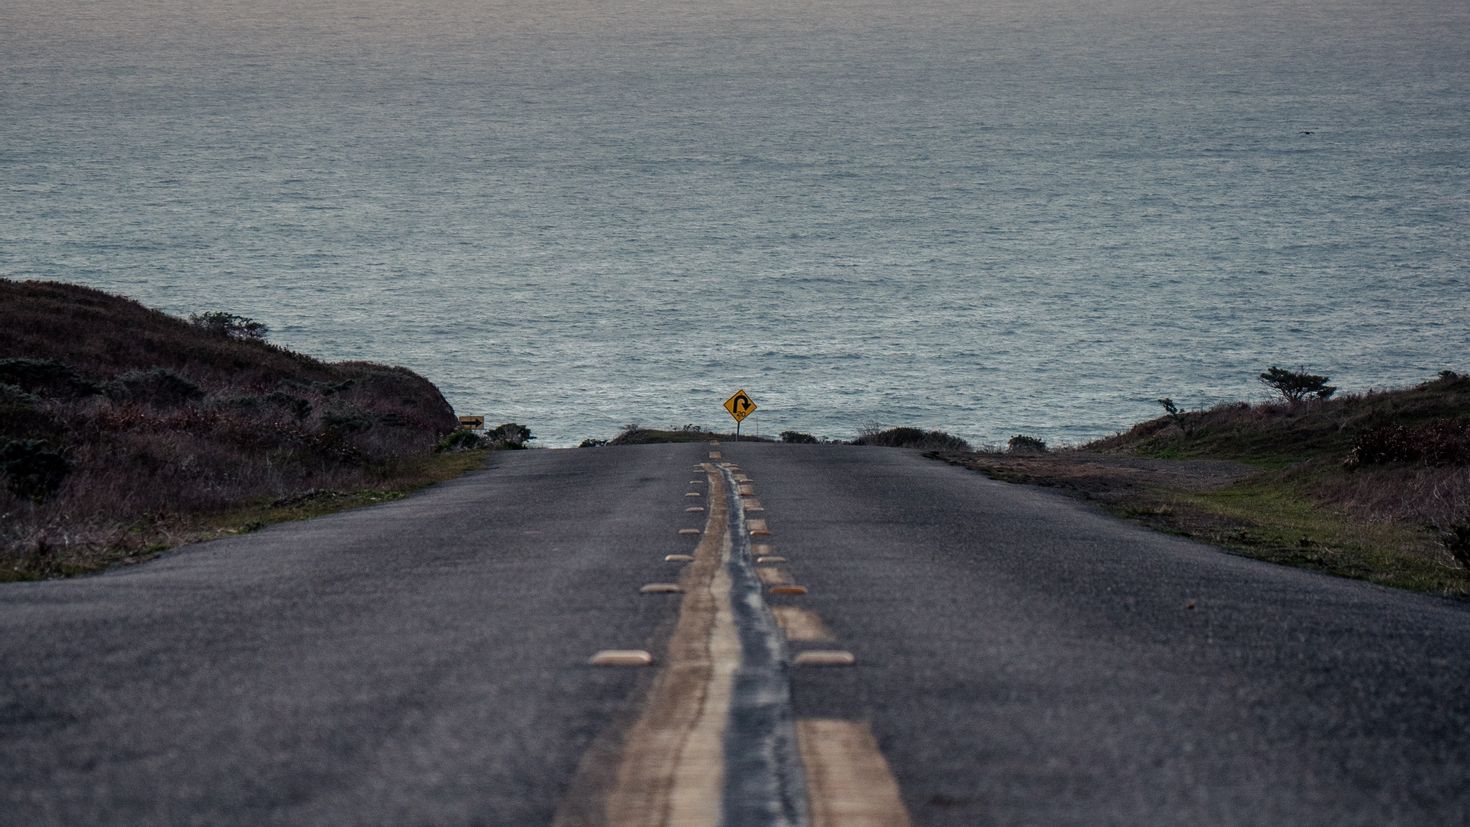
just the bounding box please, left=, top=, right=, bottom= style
left=3, top=0, right=1468, bottom=446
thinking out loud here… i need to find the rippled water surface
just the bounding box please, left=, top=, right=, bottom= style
left=4, top=0, right=1468, bottom=445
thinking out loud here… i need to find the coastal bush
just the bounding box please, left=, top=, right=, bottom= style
left=435, top=430, right=485, bottom=453
left=107, top=368, right=204, bottom=406
left=322, top=408, right=374, bottom=435
left=780, top=430, right=819, bottom=444
left=1007, top=434, right=1048, bottom=454
left=855, top=426, right=971, bottom=451
left=1259, top=366, right=1336, bottom=403
left=579, top=438, right=608, bottom=448
left=0, top=383, right=41, bottom=409
left=377, top=411, right=409, bottom=428
left=486, top=423, right=533, bottom=449
left=189, top=311, right=269, bottom=342
left=205, top=393, right=266, bottom=413
left=1443, top=523, right=1470, bottom=571
left=1345, top=419, right=1470, bottom=469
left=0, top=383, right=64, bottom=442
left=0, top=358, right=103, bottom=399
left=0, top=439, right=72, bottom=502
left=266, top=391, right=312, bottom=419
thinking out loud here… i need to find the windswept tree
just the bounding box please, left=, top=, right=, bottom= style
left=189, top=311, right=269, bottom=342
left=1157, top=397, right=1192, bottom=435
left=1259, top=366, right=1336, bottom=403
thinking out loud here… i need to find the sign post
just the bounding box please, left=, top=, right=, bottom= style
left=723, top=389, right=758, bottom=437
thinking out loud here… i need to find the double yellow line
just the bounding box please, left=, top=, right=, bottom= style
left=557, top=455, right=908, bottom=826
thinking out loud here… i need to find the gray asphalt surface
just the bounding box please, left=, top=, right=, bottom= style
left=742, top=443, right=1470, bottom=825
left=4, top=442, right=1470, bottom=825
left=1, top=445, right=708, bottom=825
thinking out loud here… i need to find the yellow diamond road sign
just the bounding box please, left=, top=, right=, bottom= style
left=724, top=389, right=757, bottom=423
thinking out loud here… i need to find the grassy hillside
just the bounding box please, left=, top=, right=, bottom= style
left=942, top=373, right=1470, bottom=597
left=1, top=280, right=467, bottom=580
left=1093, top=373, right=1470, bottom=468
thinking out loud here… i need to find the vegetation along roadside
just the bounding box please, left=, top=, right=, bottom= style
left=0, top=280, right=507, bottom=581
left=934, top=368, right=1470, bottom=598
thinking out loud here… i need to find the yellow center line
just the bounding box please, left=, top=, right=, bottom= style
left=556, top=465, right=738, bottom=827
left=565, top=460, right=911, bottom=826
left=797, top=720, right=911, bottom=827
left=772, top=607, right=834, bottom=642
left=755, top=566, right=792, bottom=586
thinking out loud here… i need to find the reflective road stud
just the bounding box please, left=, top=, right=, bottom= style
left=589, top=650, right=654, bottom=667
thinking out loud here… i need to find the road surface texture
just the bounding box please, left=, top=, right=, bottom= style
left=3, top=442, right=1469, bottom=825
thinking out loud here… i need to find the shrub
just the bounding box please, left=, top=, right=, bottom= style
left=0, top=383, right=41, bottom=409
left=322, top=408, right=374, bottom=435
left=377, top=411, right=409, bottom=428
left=189, top=311, right=269, bottom=342
left=205, top=394, right=265, bottom=413
left=1259, top=366, right=1336, bottom=403
left=486, top=423, right=534, bottom=449
left=435, top=430, right=485, bottom=453
left=0, top=439, right=72, bottom=501
left=0, top=357, right=103, bottom=399
left=855, top=426, right=971, bottom=451
left=266, top=391, right=312, bottom=419
left=578, top=438, right=608, bottom=448
left=1345, top=419, right=1470, bottom=468
left=780, top=430, right=819, bottom=444
left=1007, top=434, right=1048, bottom=454
left=1443, top=523, right=1470, bottom=571
left=107, top=368, right=204, bottom=406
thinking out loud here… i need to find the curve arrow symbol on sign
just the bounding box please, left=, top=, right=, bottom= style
left=724, top=389, right=758, bottom=423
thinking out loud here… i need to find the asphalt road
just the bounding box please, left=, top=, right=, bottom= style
left=3, top=443, right=1469, bottom=825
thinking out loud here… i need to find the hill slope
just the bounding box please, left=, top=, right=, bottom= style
left=1, top=280, right=462, bottom=579
left=941, top=373, right=1470, bottom=597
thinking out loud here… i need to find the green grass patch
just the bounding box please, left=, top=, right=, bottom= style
left=1121, top=476, right=1466, bottom=596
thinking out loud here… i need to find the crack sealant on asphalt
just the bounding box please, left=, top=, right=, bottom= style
left=718, top=464, right=811, bottom=827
